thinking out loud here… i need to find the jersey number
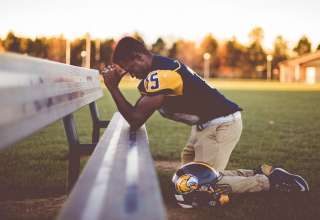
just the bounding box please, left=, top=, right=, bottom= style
left=150, top=72, right=160, bottom=90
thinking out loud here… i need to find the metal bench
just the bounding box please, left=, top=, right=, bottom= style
left=0, top=52, right=166, bottom=220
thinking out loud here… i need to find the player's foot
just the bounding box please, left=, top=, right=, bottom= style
left=268, top=168, right=310, bottom=192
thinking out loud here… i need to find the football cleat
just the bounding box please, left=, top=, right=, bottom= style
left=268, top=168, right=310, bottom=192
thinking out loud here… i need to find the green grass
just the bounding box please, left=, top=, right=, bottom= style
left=0, top=81, right=320, bottom=219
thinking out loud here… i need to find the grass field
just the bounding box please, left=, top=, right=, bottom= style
left=0, top=80, right=320, bottom=220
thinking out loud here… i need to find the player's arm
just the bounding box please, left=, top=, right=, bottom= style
left=102, top=65, right=164, bottom=130
left=108, top=87, right=164, bottom=130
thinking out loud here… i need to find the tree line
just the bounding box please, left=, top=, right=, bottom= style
left=1, top=27, right=319, bottom=79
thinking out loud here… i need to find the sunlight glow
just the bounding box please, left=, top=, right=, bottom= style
left=1, top=0, right=320, bottom=49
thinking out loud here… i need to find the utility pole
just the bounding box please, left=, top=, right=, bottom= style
left=85, top=33, right=91, bottom=68
left=95, top=39, right=101, bottom=68
left=203, top=52, right=211, bottom=79
left=66, top=39, right=71, bottom=65
left=267, top=54, right=273, bottom=80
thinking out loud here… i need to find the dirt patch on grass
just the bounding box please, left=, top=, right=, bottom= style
left=166, top=206, right=194, bottom=220
left=0, top=195, right=67, bottom=220
left=155, top=160, right=180, bottom=172
left=0, top=196, right=189, bottom=220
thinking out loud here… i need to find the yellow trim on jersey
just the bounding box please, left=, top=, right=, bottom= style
left=145, top=70, right=183, bottom=96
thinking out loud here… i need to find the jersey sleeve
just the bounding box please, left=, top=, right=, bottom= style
left=142, top=70, right=183, bottom=96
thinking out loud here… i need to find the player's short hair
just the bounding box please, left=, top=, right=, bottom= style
left=112, top=37, right=149, bottom=64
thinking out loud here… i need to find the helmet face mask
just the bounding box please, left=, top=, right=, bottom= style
left=172, top=162, right=231, bottom=208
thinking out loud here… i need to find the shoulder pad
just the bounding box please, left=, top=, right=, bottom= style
left=144, top=70, right=183, bottom=96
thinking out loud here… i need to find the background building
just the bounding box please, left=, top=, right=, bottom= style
left=279, top=51, right=320, bottom=84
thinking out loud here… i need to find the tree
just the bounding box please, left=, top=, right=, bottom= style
left=246, top=27, right=267, bottom=78
left=19, top=37, right=33, bottom=54
left=132, top=32, right=145, bottom=45
left=168, top=42, right=178, bottom=59
left=224, top=37, right=245, bottom=69
left=273, top=36, right=288, bottom=57
left=3, top=32, right=21, bottom=53
left=199, top=34, right=219, bottom=73
left=30, top=37, right=48, bottom=58
left=199, top=34, right=218, bottom=55
left=171, top=40, right=202, bottom=73
left=316, top=44, right=320, bottom=51
left=272, top=35, right=288, bottom=68
left=249, top=27, right=264, bottom=45
left=151, top=38, right=167, bottom=56
left=220, top=37, right=252, bottom=77
left=47, top=35, right=66, bottom=62
left=100, top=38, right=115, bottom=68
left=0, top=39, right=4, bottom=52
left=294, top=36, right=312, bottom=56
left=246, top=42, right=266, bottom=77
left=71, top=38, right=86, bottom=66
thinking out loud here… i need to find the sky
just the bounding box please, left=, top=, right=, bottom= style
left=1, top=0, right=320, bottom=49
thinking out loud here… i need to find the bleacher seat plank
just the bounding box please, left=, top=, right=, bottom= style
left=0, top=53, right=166, bottom=220
left=0, top=53, right=102, bottom=149
left=57, top=112, right=166, bottom=220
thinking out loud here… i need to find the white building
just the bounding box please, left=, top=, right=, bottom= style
left=279, top=51, right=320, bottom=84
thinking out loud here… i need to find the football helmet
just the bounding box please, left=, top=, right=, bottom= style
left=172, top=162, right=231, bottom=208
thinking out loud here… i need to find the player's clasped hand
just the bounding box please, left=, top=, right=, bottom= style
left=101, top=64, right=127, bottom=90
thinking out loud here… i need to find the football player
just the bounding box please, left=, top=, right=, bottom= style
left=103, top=36, right=242, bottom=172
left=102, top=37, right=308, bottom=195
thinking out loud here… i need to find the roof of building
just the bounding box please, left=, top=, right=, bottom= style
left=279, top=50, right=320, bottom=66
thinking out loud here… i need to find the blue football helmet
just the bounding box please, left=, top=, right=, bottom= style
left=172, top=162, right=231, bottom=208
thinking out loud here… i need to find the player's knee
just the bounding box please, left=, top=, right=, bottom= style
left=181, top=148, right=195, bottom=164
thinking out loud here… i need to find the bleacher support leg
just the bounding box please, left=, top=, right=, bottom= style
left=62, top=114, right=81, bottom=192
left=89, top=102, right=109, bottom=144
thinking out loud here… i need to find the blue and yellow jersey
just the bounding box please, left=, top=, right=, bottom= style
left=138, top=55, right=242, bottom=125
left=139, top=70, right=183, bottom=96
